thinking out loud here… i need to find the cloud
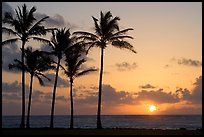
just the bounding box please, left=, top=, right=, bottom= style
left=2, top=81, right=67, bottom=104
left=174, top=76, right=202, bottom=105
left=182, top=76, right=202, bottom=104
left=35, top=12, right=78, bottom=29
left=139, top=84, right=156, bottom=89
left=115, top=62, right=137, bottom=71
left=2, top=75, right=202, bottom=115
left=160, top=105, right=202, bottom=115
left=2, top=43, right=21, bottom=72
left=75, top=84, right=135, bottom=106
left=136, top=89, right=180, bottom=104
left=43, top=73, right=69, bottom=87
left=2, top=2, right=14, bottom=19
left=176, top=57, right=202, bottom=67
left=35, top=13, right=65, bottom=27
left=2, top=81, right=22, bottom=93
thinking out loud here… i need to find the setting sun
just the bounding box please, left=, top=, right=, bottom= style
left=149, top=105, right=157, bottom=112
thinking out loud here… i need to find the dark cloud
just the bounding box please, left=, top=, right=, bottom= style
left=2, top=80, right=67, bottom=104
left=174, top=76, right=202, bottom=104
left=75, top=84, right=135, bottom=106
left=176, top=58, right=202, bottom=67
left=2, top=81, right=22, bottom=93
left=102, top=85, right=134, bottom=105
left=139, top=84, right=156, bottom=89
left=2, top=76, right=202, bottom=115
left=184, top=76, right=202, bottom=104
left=160, top=105, right=202, bottom=115
left=136, top=89, right=180, bottom=104
left=43, top=73, right=69, bottom=87
left=2, top=2, right=14, bottom=19
left=35, top=12, right=78, bottom=29
left=2, top=43, right=21, bottom=72
left=35, top=13, right=65, bottom=27
left=115, top=62, right=137, bottom=71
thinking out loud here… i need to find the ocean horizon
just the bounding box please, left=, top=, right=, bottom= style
left=2, top=115, right=202, bottom=129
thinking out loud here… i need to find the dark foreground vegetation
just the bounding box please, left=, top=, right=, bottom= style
left=1, top=128, right=202, bottom=135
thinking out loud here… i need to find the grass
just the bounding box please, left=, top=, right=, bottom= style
left=1, top=128, right=202, bottom=135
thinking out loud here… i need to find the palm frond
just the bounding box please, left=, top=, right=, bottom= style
left=8, top=63, right=22, bottom=71
left=73, top=31, right=98, bottom=39
left=31, top=37, right=51, bottom=44
left=74, top=58, right=86, bottom=73
left=92, top=16, right=102, bottom=36
left=75, top=35, right=98, bottom=42
left=76, top=68, right=97, bottom=77
left=111, top=28, right=134, bottom=37
left=35, top=75, right=44, bottom=86
left=106, top=16, right=120, bottom=33
left=8, top=58, right=29, bottom=72
left=35, top=72, right=51, bottom=82
left=2, top=38, right=20, bottom=46
left=2, top=27, right=20, bottom=37
left=112, top=40, right=137, bottom=53
left=28, top=16, right=49, bottom=35
left=109, top=35, right=133, bottom=41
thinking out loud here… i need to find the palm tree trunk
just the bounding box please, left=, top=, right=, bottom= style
left=50, top=58, right=61, bottom=128
left=70, top=79, right=74, bottom=129
left=20, top=40, right=26, bottom=128
left=97, top=48, right=104, bottom=129
left=26, top=74, right=33, bottom=128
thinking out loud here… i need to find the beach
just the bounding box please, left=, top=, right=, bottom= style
left=1, top=128, right=202, bottom=135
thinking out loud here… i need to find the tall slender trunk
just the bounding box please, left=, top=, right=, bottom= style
left=97, top=48, right=104, bottom=129
left=70, top=79, right=73, bottom=129
left=26, top=74, right=33, bottom=128
left=20, top=41, right=26, bottom=128
left=50, top=58, right=61, bottom=128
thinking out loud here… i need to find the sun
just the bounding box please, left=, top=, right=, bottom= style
left=149, top=105, right=157, bottom=112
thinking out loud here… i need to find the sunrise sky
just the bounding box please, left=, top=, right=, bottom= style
left=2, top=2, right=202, bottom=115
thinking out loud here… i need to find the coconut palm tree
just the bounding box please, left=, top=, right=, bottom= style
left=2, top=4, right=52, bottom=128
left=9, top=47, right=54, bottom=128
left=48, top=28, right=75, bottom=128
left=73, top=11, right=136, bottom=128
left=61, top=46, right=97, bottom=129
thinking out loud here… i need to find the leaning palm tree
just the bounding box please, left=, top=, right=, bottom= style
left=61, top=46, right=97, bottom=129
left=73, top=11, right=136, bottom=128
left=2, top=4, right=52, bottom=128
left=9, top=47, right=54, bottom=128
left=48, top=28, right=75, bottom=128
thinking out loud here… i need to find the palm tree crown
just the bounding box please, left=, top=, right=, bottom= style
left=2, top=4, right=52, bottom=46
left=73, top=11, right=136, bottom=53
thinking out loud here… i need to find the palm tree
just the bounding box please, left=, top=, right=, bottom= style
left=2, top=4, right=52, bottom=128
left=9, top=47, right=54, bottom=128
left=48, top=28, right=75, bottom=128
left=73, top=11, right=136, bottom=128
left=61, top=46, right=97, bottom=129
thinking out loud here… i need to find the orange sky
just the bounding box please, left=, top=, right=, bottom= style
left=2, top=2, right=202, bottom=115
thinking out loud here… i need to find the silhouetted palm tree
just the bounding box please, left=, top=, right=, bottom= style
left=61, top=46, right=97, bottom=129
left=9, top=47, right=54, bottom=128
left=48, top=28, right=75, bottom=128
left=2, top=4, right=51, bottom=128
left=73, top=11, right=136, bottom=128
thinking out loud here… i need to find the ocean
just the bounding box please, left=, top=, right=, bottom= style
left=2, top=115, right=202, bottom=129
